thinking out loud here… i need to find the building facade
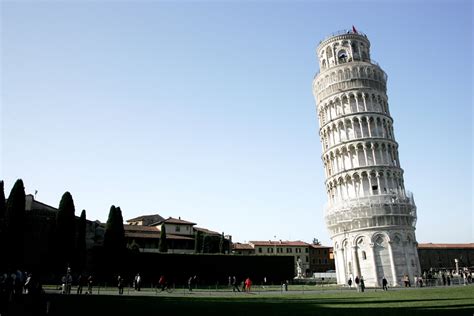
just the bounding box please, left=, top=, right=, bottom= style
left=124, top=215, right=229, bottom=254
left=417, top=243, right=474, bottom=272
left=312, top=29, right=421, bottom=286
left=232, top=241, right=334, bottom=277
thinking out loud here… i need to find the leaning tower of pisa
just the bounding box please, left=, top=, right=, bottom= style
left=312, top=29, right=421, bottom=287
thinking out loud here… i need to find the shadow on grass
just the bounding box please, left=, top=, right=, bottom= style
left=39, top=294, right=474, bottom=316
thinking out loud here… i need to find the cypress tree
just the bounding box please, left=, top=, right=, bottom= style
left=194, top=230, right=203, bottom=253
left=219, top=232, right=225, bottom=254
left=104, top=205, right=125, bottom=252
left=76, top=209, right=87, bottom=272
left=202, top=234, right=211, bottom=253
left=5, top=179, right=26, bottom=268
left=0, top=180, right=5, bottom=224
left=115, top=207, right=125, bottom=251
left=158, top=224, right=168, bottom=253
left=55, top=192, right=76, bottom=269
left=0, top=181, right=5, bottom=256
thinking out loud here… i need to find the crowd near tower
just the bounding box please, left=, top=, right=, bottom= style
left=312, top=28, right=421, bottom=287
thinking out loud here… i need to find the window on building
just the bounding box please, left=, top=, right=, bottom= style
left=258, top=248, right=262, bottom=253
left=319, top=259, right=322, bottom=264
left=324, top=250, right=327, bottom=254
left=362, top=251, right=367, bottom=260
left=305, top=248, right=308, bottom=253
left=324, top=259, right=328, bottom=264
left=306, top=256, right=309, bottom=262
left=175, top=225, right=180, bottom=232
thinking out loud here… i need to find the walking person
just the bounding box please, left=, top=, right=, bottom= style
left=347, top=278, right=352, bottom=289
left=232, top=276, right=240, bottom=292
left=188, top=276, right=195, bottom=292
left=244, top=277, right=252, bottom=293
left=382, top=276, right=388, bottom=291
left=360, top=277, right=365, bottom=292
left=76, top=274, right=84, bottom=295
left=134, top=273, right=141, bottom=291
left=117, top=275, right=124, bottom=295
left=355, top=276, right=360, bottom=292
left=87, top=275, right=94, bottom=294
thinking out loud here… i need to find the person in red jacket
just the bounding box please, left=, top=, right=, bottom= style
left=244, top=277, right=252, bottom=293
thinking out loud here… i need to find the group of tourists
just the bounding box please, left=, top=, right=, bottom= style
left=0, top=269, right=46, bottom=315
left=347, top=275, right=365, bottom=292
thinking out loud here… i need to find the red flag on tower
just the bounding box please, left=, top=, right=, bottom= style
left=352, top=25, right=358, bottom=34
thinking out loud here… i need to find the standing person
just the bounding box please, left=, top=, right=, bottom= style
left=403, top=274, right=409, bottom=287
left=244, top=277, right=252, bottom=293
left=360, top=277, right=365, bottom=292
left=442, top=273, right=446, bottom=286
left=87, top=275, right=94, bottom=294
left=232, top=276, right=240, bottom=292
left=347, top=278, right=353, bottom=288
left=135, top=274, right=141, bottom=291
left=188, top=276, right=194, bottom=292
left=117, top=275, right=124, bottom=295
left=159, top=275, right=166, bottom=291
left=263, top=276, right=267, bottom=289
left=76, top=274, right=84, bottom=295
left=447, top=274, right=451, bottom=286
left=382, top=277, right=388, bottom=291
left=354, top=276, right=360, bottom=292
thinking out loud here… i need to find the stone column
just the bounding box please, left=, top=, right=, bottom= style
left=369, top=243, right=379, bottom=286
left=333, top=250, right=341, bottom=284
left=354, top=148, right=361, bottom=167
left=413, top=243, right=421, bottom=277
left=352, top=246, right=361, bottom=278
left=376, top=174, right=382, bottom=195
left=363, top=146, right=369, bottom=166
left=367, top=117, right=372, bottom=137
left=372, top=144, right=377, bottom=165
left=359, top=119, right=365, bottom=138
left=368, top=175, right=373, bottom=196
left=387, top=241, right=399, bottom=286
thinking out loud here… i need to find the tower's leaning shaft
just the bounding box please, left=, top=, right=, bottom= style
left=312, top=29, right=421, bottom=287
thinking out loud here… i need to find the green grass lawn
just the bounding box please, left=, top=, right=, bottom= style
left=9, top=286, right=474, bottom=316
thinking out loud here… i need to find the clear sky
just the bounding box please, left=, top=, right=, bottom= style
left=1, top=0, right=472, bottom=246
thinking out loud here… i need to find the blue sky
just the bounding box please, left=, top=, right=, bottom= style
left=1, top=0, right=472, bottom=245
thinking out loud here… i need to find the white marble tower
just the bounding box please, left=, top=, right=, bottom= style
left=312, top=29, right=421, bottom=287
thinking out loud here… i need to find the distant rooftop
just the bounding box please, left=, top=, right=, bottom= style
left=152, top=217, right=196, bottom=226
left=126, top=214, right=165, bottom=225
left=249, top=240, right=310, bottom=247
left=418, top=243, right=474, bottom=249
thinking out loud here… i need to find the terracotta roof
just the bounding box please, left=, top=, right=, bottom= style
left=124, top=230, right=193, bottom=240
left=233, top=243, right=254, bottom=250
left=152, top=217, right=196, bottom=226
left=194, top=227, right=220, bottom=236
left=167, top=234, right=194, bottom=240
left=249, top=240, right=310, bottom=247
left=417, top=243, right=474, bottom=249
left=310, top=244, right=332, bottom=249
left=126, top=214, right=164, bottom=223
left=124, top=225, right=160, bottom=233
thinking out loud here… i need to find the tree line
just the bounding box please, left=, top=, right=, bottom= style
left=0, top=178, right=230, bottom=276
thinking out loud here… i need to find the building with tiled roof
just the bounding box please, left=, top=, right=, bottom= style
left=231, top=240, right=334, bottom=277
left=124, top=215, right=230, bottom=254
left=416, top=243, right=474, bottom=271
left=127, top=214, right=165, bottom=226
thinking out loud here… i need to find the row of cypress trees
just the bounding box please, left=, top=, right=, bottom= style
left=0, top=179, right=229, bottom=275
left=0, top=179, right=128, bottom=274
